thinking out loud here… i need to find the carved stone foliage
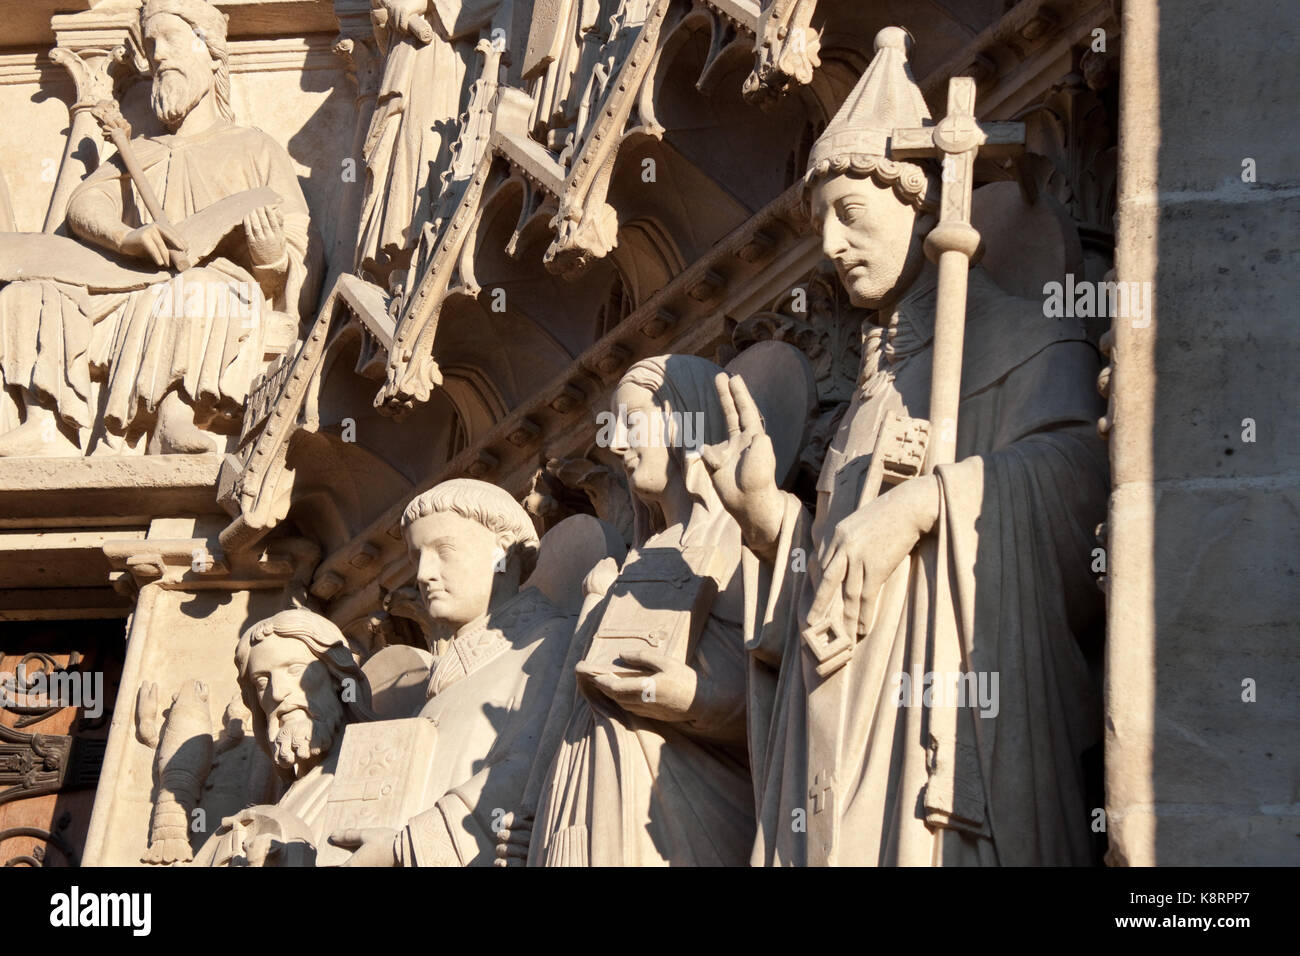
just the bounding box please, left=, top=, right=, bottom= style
left=1014, top=44, right=1119, bottom=251
left=43, top=8, right=150, bottom=232
left=526, top=453, right=635, bottom=543
left=735, top=261, right=861, bottom=407
left=743, top=0, right=819, bottom=108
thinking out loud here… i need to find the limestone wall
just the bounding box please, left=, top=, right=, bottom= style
left=1106, top=0, right=1300, bottom=865
left=0, top=60, right=73, bottom=231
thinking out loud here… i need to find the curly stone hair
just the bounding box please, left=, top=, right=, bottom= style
left=803, top=151, right=938, bottom=213
left=402, top=479, right=540, bottom=579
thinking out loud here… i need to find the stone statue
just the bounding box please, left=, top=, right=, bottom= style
left=191, top=609, right=374, bottom=867
left=700, top=28, right=1108, bottom=865
left=356, top=0, right=500, bottom=286
left=0, top=0, right=321, bottom=457
left=140, top=680, right=216, bottom=864
left=332, top=479, right=578, bottom=866
left=531, top=355, right=758, bottom=866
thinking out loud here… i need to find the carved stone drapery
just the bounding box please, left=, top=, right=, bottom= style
left=331, top=0, right=387, bottom=288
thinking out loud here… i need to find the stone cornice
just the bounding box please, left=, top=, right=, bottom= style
left=102, top=537, right=302, bottom=594
left=0, top=35, right=345, bottom=86
left=0, top=455, right=224, bottom=528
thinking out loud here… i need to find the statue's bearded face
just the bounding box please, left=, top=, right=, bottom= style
left=811, top=172, right=920, bottom=309
left=406, top=512, right=501, bottom=631
left=144, top=12, right=215, bottom=129
left=245, top=637, right=344, bottom=774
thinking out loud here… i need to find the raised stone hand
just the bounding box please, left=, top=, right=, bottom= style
left=244, top=831, right=281, bottom=867
left=204, top=805, right=319, bottom=867
left=809, top=475, right=940, bottom=639
left=575, top=648, right=700, bottom=722
left=582, top=555, right=620, bottom=600
left=135, top=680, right=160, bottom=747
left=373, top=0, right=435, bottom=44
left=576, top=647, right=743, bottom=741
left=699, top=372, right=785, bottom=561
left=119, top=221, right=188, bottom=267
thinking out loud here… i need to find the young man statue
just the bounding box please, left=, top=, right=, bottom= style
left=334, top=479, right=576, bottom=866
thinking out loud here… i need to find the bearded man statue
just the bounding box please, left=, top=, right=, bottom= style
left=191, top=609, right=374, bottom=867
left=0, top=0, right=321, bottom=456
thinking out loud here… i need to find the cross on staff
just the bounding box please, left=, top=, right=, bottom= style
left=891, top=78, right=1023, bottom=862
left=798, top=79, right=1025, bottom=678
left=891, top=76, right=1024, bottom=470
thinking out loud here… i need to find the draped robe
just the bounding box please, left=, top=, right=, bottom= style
left=532, top=353, right=760, bottom=866
left=397, top=587, right=576, bottom=866
left=192, top=750, right=336, bottom=867
left=533, top=502, right=754, bottom=866
left=355, top=0, right=499, bottom=280
left=747, top=265, right=1108, bottom=866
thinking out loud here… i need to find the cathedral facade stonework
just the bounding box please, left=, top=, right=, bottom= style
left=0, top=0, right=1294, bottom=872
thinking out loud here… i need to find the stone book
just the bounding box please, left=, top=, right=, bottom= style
left=584, top=546, right=724, bottom=677
left=315, top=718, right=440, bottom=867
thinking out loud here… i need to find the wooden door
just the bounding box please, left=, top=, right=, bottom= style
left=0, top=619, right=124, bottom=867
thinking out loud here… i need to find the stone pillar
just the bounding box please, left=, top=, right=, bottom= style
left=44, top=9, right=146, bottom=233
left=81, top=533, right=314, bottom=866
left=1105, top=0, right=1300, bottom=865
left=330, top=0, right=385, bottom=286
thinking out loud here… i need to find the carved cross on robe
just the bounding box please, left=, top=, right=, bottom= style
left=809, top=770, right=834, bottom=817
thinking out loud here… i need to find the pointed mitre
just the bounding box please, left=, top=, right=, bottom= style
left=806, top=26, right=931, bottom=176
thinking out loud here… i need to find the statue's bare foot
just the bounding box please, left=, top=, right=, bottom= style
left=150, top=390, right=217, bottom=455
left=0, top=405, right=81, bottom=458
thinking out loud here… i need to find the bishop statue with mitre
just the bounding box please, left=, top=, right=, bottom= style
left=703, top=27, right=1108, bottom=866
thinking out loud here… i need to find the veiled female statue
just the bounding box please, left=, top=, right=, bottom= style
left=531, top=354, right=757, bottom=866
